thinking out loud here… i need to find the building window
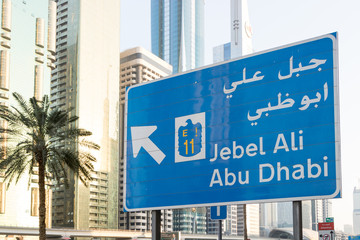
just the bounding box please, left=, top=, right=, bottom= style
left=31, top=187, right=39, bottom=216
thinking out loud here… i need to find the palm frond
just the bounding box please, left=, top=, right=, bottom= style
left=0, top=92, right=99, bottom=196
left=0, top=92, right=100, bottom=240
left=78, top=139, right=100, bottom=150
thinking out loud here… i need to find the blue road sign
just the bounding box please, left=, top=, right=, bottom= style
left=349, top=236, right=360, bottom=240
left=211, top=206, right=227, bottom=220
left=124, top=33, right=341, bottom=211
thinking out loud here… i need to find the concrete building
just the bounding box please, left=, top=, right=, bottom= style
left=236, top=204, right=260, bottom=237
left=50, top=0, right=120, bottom=230
left=322, top=199, right=333, bottom=222
left=311, top=200, right=323, bottom=231
left=0, top=0, right=55, bottom=229
left=151, top=0, right=204, bottom=73
left=119, top=47, right=172, bottom=104
left=353, top=184, right=360, bottom=235
left=311, top=199, right=333, bottom=231
left=119, top=47, right=172, bottom=232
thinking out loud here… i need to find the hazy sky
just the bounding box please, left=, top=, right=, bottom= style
left=120, top=0, right=360, bottom=230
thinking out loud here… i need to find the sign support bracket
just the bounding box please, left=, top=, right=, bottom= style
left=218, top=219, right=222, bottom=240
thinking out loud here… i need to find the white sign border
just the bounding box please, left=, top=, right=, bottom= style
left=123, top=32, right=341, bottom=212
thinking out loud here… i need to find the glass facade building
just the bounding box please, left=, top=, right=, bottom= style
left=151, top=1, right=206, bottom=233
left=213, top=42, right=231, bottom=63
left=0, top=0, right=54, bottom=228
left=50, top=0, right=120, bottom=230
left=151, top=0, right=204, bottom=73
left=173, top=207, right=206, bottom=234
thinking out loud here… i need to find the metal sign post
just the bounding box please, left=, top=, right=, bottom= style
left=152, top=210, right=161, bottom=240
left=293, top=201, right=303, bottom=240
left=218, top=220, right=222, bottom=240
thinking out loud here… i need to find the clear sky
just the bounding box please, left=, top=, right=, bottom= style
left=120, top=0, right=360, bottom=231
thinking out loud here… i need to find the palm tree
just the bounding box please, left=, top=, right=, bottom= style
left=0, top=93, right=99, bottom=240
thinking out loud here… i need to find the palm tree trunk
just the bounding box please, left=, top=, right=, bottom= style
left=38, top=158, right=47, bottom=240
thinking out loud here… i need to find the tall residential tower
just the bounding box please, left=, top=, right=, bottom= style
left=119, top=46, right=173, bottom=232
left=50, top=0, right=120, bottom=230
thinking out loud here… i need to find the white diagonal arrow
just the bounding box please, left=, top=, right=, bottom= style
left=131, top=126, right=166, bottom=164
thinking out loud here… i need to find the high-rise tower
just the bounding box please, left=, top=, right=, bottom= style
left=311, top=199, right=332, bottom=231
left=119, top=47, right=173, bottom=232
left=0, top=0, right=56, bottom=228
left=212, top=1, right=258, bottom=237
left=213, top=0, right=253, bottom=63
left=151, top=0, right=206, bottom=233
left=50, top=0, right=120, bottom=230
left=151, top=0, right=204, bottom=73
left=230, top=0, right=253, bottom=58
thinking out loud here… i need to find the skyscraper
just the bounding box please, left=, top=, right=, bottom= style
left=353, top=183, right=360, bottom=235
left=119, top=46, right=173, bottom=232
left=212, top=1, right=258, bottom=237
left=50, top=0, right=120, bottom=230
left=237, top=204, right=260, bottom=237
left=230, top=0, right=253, bottom=58
left=0, top=0, right=55, bottom=228
left=151, top=0, right=204, bottom=73
left=311, top=200, right=323, bottom=230
left=151, top=0, right=206, bottom=233
left=311, top=199, right=333, bottom=231
left=213, top=0, right=253, bottom=63
left=322, top=199, right=332, bottom=222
